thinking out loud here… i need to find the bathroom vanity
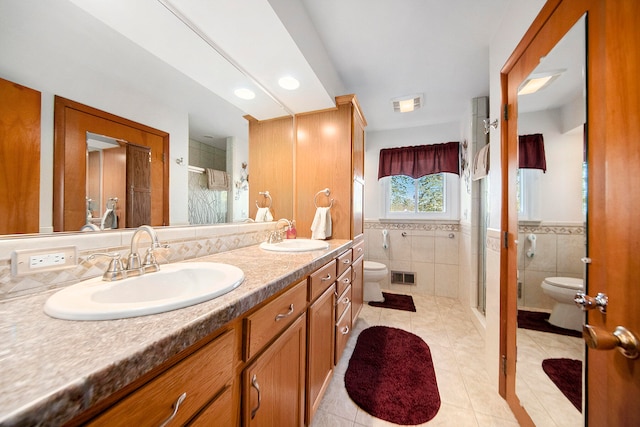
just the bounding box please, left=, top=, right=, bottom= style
left=0, top=238, right=363, bottom=426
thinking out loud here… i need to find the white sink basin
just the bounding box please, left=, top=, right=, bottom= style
left=44, top=262, right=244, bottom=321
left=260, top=238, right=329, bottom=252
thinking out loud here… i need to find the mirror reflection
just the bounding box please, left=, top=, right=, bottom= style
left=515, top=16, right=586, bottom=426
left=0, top=0, right=256, bottom=236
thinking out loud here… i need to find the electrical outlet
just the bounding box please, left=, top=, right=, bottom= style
left=11, top=246, right=77, bottom=277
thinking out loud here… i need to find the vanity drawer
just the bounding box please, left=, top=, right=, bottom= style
left=336, top=249, right=353, bottom=277
left=335, top=303, right=352, bottom=364
left=244, top=279, right=307, bottom=360
left=308, top=260, right=337, bottom=302
left=335, top=266, right=352, bottom=298
left=336, top=285, right=352, bottom=322
left=352, top=240, right=365, bottom=260
left=88, top=329, right=234, bottom=427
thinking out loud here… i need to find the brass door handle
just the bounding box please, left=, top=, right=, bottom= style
left=583, top=325, right=639, bottom=359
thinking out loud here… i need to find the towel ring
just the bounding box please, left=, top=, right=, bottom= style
left=255, top=191, right=273, bottom=209
left=314, top=188, right=334, bottom=208
left=106, top=197, right=118, bottom=210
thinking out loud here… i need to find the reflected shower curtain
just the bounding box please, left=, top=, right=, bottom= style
left=188, top=170, right=228, bottom=224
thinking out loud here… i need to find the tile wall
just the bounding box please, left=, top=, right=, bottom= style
left=364, top=220, right=460, bottom=298
left=517, top=222, right=585, bottom=310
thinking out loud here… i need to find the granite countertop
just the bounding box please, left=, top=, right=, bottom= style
left=0, top=240, right=351, bottom=426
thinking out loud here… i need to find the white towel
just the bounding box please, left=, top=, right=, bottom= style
left=472, top=143, right=490, bottom=180
left=255, top=207, right=273, bottom=222
left=311, top=207, right=332, bottom=240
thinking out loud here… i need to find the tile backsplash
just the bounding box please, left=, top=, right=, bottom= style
left=0, top=223, right=274, bottom=300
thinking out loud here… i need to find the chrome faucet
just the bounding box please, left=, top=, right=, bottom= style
left=127, top=225, right=167, bottom=276
left=267, top=219, right=292, bottom=244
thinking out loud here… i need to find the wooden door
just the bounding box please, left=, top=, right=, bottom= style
left=501, top=1, right=640, bottom=425
left=0, top=77, right=40, bottom=234
left=584, top=0, right=640, bottom=425
left=243, top=314, right=306, bottom=427
left=126, top=143, right=151, bottom=228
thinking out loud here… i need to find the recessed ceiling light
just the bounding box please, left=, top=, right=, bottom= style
left=234, top=88, right=255, bottom=100
left=278, top=76, right=300, bottom=90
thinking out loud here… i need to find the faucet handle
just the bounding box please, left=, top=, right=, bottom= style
left=88, top=252, right=126, bottom=281
left=141, top=245, right=168, bottom=273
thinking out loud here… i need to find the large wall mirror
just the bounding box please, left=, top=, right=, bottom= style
left=0, top=0, right=295, bottom=237
left=512, top=15, right=586, bottom=426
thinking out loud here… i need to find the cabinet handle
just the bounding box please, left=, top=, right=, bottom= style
left=342, top=277, right=351, bottom=284
left=340, top=325, right=350, bottom=335
left=343, top=259, right=351, bottom=264
left=158, top=392, right=186, bottom=427
left=321, top=274, right=332, bottom=281
left=342, top=297, right=350, bottom=305
left=275, top=303, right=294, bottom=321
left=251, top=374, right=261, bottom=420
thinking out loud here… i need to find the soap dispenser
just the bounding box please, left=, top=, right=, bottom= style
left=286, top=220, right=297, bottom=239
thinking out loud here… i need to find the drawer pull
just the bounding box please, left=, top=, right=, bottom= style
left=251, top=374, right=262, bottom=419
left=340, top=325, right=350, bottom=335
left=358, top=247, right=363, bottom=253
left=159, top=392, right=186, bottom=427
left=342, top=297, right=350, bottom=305
left=342, top=277, right=351, bottom=284
left=321, top=274, right=332, bottom=281
left=275, top=303, right=294, bottom=321
left=343, top=259, right=351, bottom=264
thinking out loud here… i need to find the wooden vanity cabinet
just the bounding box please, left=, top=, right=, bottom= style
left=306, top=263, right=337, bottom=424
left=81, top=328, right=238, bottom=427
left=351, top=239, right=365, bottom=321
left=242, top=314, right=306, bottom=427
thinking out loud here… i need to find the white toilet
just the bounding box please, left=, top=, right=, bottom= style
left=541, top=277, right=584, bottom=331
left=363, top=261, right=388, bottom=302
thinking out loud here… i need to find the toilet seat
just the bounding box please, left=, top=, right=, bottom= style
left=364, top=261, right=387, bottom=271
left=543, top=277, right=583, bottom=290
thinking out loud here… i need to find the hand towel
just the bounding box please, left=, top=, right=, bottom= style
left=255, top=207, right=273, bottom=222
left=472, top=143, right=490, bottom=180
left=206, top=168, right=229, bottom=190
left=311, top=207, right=332, bottom=240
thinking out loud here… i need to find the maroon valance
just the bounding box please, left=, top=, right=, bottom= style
left=519, top=133, right=546, bottom=172
left=378, top=141, right=460, bottom=180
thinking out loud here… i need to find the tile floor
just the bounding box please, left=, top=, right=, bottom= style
left=310, top=290, right=522, bottom=426
left=516, top=327, right=584, bottom=426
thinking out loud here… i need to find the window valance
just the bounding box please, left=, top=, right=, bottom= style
left=377, top=141, right=460, bottom=180
left=519, top=133, right=546, bottom=172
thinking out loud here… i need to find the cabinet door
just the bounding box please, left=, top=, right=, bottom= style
left=351, top=255, right=364, bottom=321
left=243, top=314, right=306, bottom=427
left=306, top=284, right=335, bottom=424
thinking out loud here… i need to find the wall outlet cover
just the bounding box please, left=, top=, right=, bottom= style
left=11, top=246, right=78, bottom=277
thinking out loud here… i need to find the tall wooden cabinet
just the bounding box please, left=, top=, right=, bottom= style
left=295, top=94, right=366, bottom=240
left=246, top=94, right=366, bottom=240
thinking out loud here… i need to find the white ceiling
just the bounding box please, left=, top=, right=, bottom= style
left=1, top=0, right=582, bottom=147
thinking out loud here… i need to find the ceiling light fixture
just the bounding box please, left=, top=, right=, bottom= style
left=278, top=76, right=300, bottom=90
left=392, top=94, right=423, bottom=113
left=518, top=69, right=565, bottom=95
left=234, top=88, right=255, bottom=100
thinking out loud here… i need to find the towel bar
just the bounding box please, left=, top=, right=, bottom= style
left=314, top=188, right=334, bottom=208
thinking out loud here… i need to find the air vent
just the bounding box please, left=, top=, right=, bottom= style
left=391, top=94, right=423, bottom=113
left=391, top=271, right=416, bottom=285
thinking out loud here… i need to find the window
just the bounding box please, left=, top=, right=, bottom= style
left=383, top=173, right=459, bottom=220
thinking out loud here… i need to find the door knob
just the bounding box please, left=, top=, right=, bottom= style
left=582, top=324, right=639, bottom=359
left=574, top=292, right=608, bottom=313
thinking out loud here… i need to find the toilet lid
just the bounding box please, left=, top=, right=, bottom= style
left=364, top=261, right=387, bottom=271
left=544, top=277, right=583, bottom=290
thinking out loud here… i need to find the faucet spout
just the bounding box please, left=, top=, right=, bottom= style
left=127, top=225, right=164, bottom=274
